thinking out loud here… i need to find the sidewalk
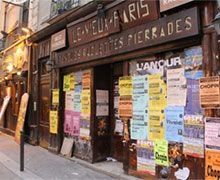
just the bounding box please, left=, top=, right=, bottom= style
left=0, top=133, right=138, bottom=180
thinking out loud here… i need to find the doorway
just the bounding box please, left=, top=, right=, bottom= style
left=38, top=59, right=50, bottom=148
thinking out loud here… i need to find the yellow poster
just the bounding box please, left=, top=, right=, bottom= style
left=50, top=110, right=58, bottom=134
left=81, top=90, right=91, bottom=116
left=119, top=76, right=132, bottom=96
left=148, top=74, right=167, bottom=110
left=205, top=149, right=220, bottom=180
left=52, top=89, right=59, bottom=105
left=63, top=75, right=70, bottom=91
left=69, top=73, right=75, bottom=90
left=148, top=109, right=165, bottom=141
left=154, top=139, right=169, bottom=166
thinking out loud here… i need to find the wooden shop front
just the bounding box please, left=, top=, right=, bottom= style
left=38, top=0, right=217, bottom=179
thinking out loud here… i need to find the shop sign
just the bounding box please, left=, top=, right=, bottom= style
left=160, top=0, right=194, bottom=12
left=58, top=7, right=199, bottom=67
left=199, top=76, right=220, bottom=109
left=67, top=0, right=158, bottom=47
left=51, top=29, right=66, bottom=52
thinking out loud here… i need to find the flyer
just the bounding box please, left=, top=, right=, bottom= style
left=72, top=111, right=80, bottom=136
left=114, top=119, right=123, bottom=135
left=73, top=92, right=81, bottom=112
left=82, top=70, right=91, bottom=89
left=199, top=76, right=220, bottom=109
left=81, top=90, right=91, bottom=116
left=154, top=139, right=169, bottom=166
left=205, top=117, right=220, bottom=150
left=119, top=76, right=132, bottom=96
left=148, top=109, right=165, bottom=141
left=205, top=149, right=220, bottom=180
left=165, top=106, right=184, bottom=143
left=136, top=140, right=155, bottom=176
left=167, top=67, right=187, bottom=106
left=96, top=90, right=109, bottom=116
left=64, top=110, right=73, bottom=135
left=80, top=115, right=90, bottom=139
left=118, top=96, right=132, bottom=118
left=49, top=110, right=58, bottom=134
left=65, top=91, right=74, bottom=111
left=185, top=79, right=203, bottom=115
left=52, top=89, right=59, bottom=105
left=69, top=73, right=75, bottom=90
left=63, top=74, right=70, bottom=91
left=183, top=115, right=204, bottom=158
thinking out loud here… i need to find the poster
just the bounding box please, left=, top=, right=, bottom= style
left=63, top=74, right=70, bottom=91
left=205, top=117, right=220, bottom=150
left=205, top=149, right=220, bottom=180
left=183, top=115, right=204, bottom=158
left=74, top=71, right=82, bottom=93
left=82, top=70, right=91, bottom=89
left=52, top=89, right=59, bottom=105
left=165, top=106, right=184, bottom=143
left=49, top=110, right=58, bottom=134
left=0, top=96, right=10, bottom=123
left=114, top=119, right=123, bottom=135
left=136, top=140, right=155, bottom=176
left=148, top=74, right=167, bottom=110
left=149, top=109, right=165, bottom=141
left=69, top=73, right=75, bottom=90
left=119, top=76, right=132, bottom=96
left=184, top=46, right=203, bottom=80
left=96, top=90, right=109, bottom=116
left=81, top=90, right=91, bottom=116
left=96, top=116, right=108, bottom=136
left=168, top=143, right=183, bottom=167
left=15, top=93, right=29, bottom=144
left=118, top=96, right=132, bottom=118
left=199, top=76, right=220, bottom=109
left=80, top=115, right=90, bottom=139
left=154, top=139, right=169, bottom=166
left=65, top=91, right=74, bottom=111
left=167, top=68, right=187, bottom=106
left=73, top=92, right=81, bottom=112
left=185, top=79, right=203, bottom=115
left=72, top=111, right=80, bottom=136
left=64, top=110, right=73, bottom=135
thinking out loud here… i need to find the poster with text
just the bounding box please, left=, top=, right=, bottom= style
left=65, top=91, right=74, bottom=111
left=49, top=110, right=58, bottom=134
left=81, top=90, right=91, bottom=116
left=52, top=89, right=59, bottom=105
left=119, top=76, right=132, bottom=96
left=82, top=70, right=91, bottom=89
left=69, top=73, right=75, bottom=90
left=63, top=74, right=70, bottom=91
left=80, top=115, right=90, bottom=139
left=185, top=79, right=203, bottom=115
left=167, top=67, right=187, bottom=106
left=154, top=139, right=169, bottom=166
left=136, top=140, right=155, bottom=176
left=205, top=117, right=220, bottom=150
left=64, top=110, right=73, bottom=135
left=183, top=115, right=204, bottom=158
left=72, top=111, right=80, bottom=136
left=205, top=149, right=220, bottom=180
left=74, top=71, right=82, bottom=92
left=199, top=76, right=220, bottom=109
left=165, top=106, right=184, bottom=143
left=73, top=92, right=81, bottom=112
left=118, top=95, right=132, bottom=118
left=96, top=90, right=109, bottom=116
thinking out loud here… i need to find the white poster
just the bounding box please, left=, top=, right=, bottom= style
left=65, top=91, right=74, bottom=111
left=167, top=68, right=187, bottom=106
left=96, top=90, right=109, bottom=116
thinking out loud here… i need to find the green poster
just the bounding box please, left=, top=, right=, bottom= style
left=154, top=139, right=169, bottom=166
left=63, top=75, right=70, bottom=91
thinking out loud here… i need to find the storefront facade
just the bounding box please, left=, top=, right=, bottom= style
left=29, top=0, right=219, bottom=179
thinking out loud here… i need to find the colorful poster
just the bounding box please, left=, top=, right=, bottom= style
left=96, top=116, right=108, bottom=136
left=82, top=70, right=91, bottom=89
left=74, top=71, right=82, bottom=93
left=205, top=117, right=220, bottom=150
left=165, top=106, right=184, bottom=143
left=69, top=73, right=75, bottom=90
left=65, top=91, right=74, bottom=111
left=118, top=95, right=132, bottom=118
left=154, top=139, right=169, bottom=166
left=64, top=110, right=73, bottom=135
left=15, top=93, right=29, bottom=144
left=80, top=115, right=90, bottom=139
left=136, top=140, right=155, bottom=176
left=148, top=74, right=166, bottom=110
left=184, top=46, right=203, bottom=80
left=185, top=79, right=203, bottom=115
left=149, top=109, right=165, bottom=141
left=205, top=149, right=220, bottom=180
left=119, top=76, right=132, bottom=96
left=168, top=143, right=183, bottom=167
left=73, top=92, right=81, bottom=112
left=49, top=110, right=58, bottom=134
left=52, top=89, right=59, bottom=105
left=183, top=115, right=204, bottom=158
left=63, top=74, right=70, bottom=91
left=167, top=67, right=187, bottom=106
left=96, top=90, right=109, bottom=116
left=72, top=111, right=80, bottom=136
left=199, top=76, right=220, bottom=109
left=81, top=90, right=91, bottom=116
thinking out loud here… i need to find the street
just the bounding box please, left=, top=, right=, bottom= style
left=0, top=133, right=114, bottom=180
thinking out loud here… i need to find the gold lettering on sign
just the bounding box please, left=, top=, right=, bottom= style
left=185, top=17, right=192, bottom=30
left=167, top=22, right=174, bottom=35
left=176, top=19, right=182, bottom=33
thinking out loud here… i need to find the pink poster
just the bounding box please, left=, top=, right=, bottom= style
left=64, top=110, right=80, bottom=136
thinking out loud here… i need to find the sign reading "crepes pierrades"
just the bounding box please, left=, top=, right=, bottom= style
left=57, top=7, right=199, bottom=67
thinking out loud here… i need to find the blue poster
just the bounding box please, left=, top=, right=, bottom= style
left=185, top=79, right=203, bottom=115
left=165, top=106, right=184, bottom=142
